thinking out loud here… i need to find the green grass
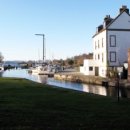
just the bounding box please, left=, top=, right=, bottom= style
left=0, top=77, right=130, bottom=130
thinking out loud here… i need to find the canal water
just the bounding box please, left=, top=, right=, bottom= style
left=0, top=69, right=130, bottom=98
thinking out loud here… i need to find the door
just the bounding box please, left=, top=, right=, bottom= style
left=95, top=67, right=99, bottom=76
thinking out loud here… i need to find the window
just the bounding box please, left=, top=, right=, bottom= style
left=110, top=52, right=116, bottom=62
left=89, top=67, right=93, bottom=71
left=102, top=53, right=104, bottom=62
left=98, top=54, right=100, bottom=60
left=110, top=35, right=116, bottom=47
left=95, top=41, right=97, bottom=50
left=102, top=38, right=104, bottom=47
left=98, top=40, right=100, bottom=48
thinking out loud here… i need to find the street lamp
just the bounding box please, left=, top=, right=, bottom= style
left=35, top=34, right=45, bottom=62
left=117, top=67, right=123, bottom=102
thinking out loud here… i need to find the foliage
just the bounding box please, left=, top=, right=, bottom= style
left=53, top=53, right=93, bottom=67
left=67, top=58, right=74, bottom=66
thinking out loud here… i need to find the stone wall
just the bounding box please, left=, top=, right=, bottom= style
left=128, top=48, right=130, bottom=81
left=54, top=73, right=105, bottom=85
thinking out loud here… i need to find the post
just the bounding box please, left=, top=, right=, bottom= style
left=117, top=77, right=120, bottom=102
left=117, top=72, right=122, bottom=102
left=128, top=48, right=130, bottom=81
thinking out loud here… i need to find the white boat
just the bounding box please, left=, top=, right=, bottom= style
left=0, top=67, right=4, bottom=71
left=30, top=65, right=55, bottom=76
left=0, top=63, right=4, bottom=72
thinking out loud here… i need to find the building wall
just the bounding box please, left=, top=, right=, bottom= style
left=93, top=30, right=107, bottom=66
left=107, top=31, right=130, bottom=67
left=107, top=12, right=130, bottom=67
left=93, top=30, right=107, bottom=77
left=80, top=59, right=96, bottom=76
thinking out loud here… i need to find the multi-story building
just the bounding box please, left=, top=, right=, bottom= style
left=80, top=5, right=130, bottom=77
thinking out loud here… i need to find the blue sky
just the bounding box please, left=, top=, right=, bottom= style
left=0, top=0, right=130, bottom=61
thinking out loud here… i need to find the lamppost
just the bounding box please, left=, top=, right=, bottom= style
left=35, top=34, right=45, bottom=62
left=117, top=67, right=123, bottom=102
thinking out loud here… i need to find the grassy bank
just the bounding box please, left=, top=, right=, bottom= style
left=0, top=78, right=130, bottom=130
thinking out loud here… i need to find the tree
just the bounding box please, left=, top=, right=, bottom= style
left=67, top=59, right=74, bottom=66
left=0, top=52, right=4, bottom=63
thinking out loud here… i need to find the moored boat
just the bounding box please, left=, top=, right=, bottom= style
left=29, top=65, right=55, bottom=76
left=0, top=67, right=4, bottom=72
left=0, top=63, right=4, bottom=72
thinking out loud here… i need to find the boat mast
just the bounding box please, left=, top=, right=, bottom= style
left=35, top=34, right=45, bottom=62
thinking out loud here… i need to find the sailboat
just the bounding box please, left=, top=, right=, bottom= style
left=29, top=34, right=60, bottom=76
left=31, top=64, right=55, bottom=75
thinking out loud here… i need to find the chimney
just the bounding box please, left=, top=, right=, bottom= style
left=104, top=15, right=110, bottom=21
left=96, top=25, right=103, bottom=33
left=120, top=5, right=129, bottom=14
left=104, top=15, right=113, bottom=27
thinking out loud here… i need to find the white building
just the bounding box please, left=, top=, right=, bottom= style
left=80, top=5, right=130, bottom=77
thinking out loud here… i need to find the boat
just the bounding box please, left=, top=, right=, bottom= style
left=0, top=63, right=4, bottom=72
left=0, top=67, right=4, bottom=72
left=29, top=34, right=62, bottom=76
left=29, top=64, right=62, bottom=77
left=30, top=64, right=54, bottom=76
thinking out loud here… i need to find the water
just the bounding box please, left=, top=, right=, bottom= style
left=0, top=69, right=47, bottom=84
left=0, top=69, right=130, bottom=98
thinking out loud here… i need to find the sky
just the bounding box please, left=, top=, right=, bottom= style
left=0, top=0, right=130, bottom=61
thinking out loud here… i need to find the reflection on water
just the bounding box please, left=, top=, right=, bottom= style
left=82, top=84, right=107, bottom=96
left=0, top=69, right=130, bottom=98
left=47, top=79, right=108, bottom=96
left=1, top=69, right=47, bottom=84
left=30, top=73, right=47, bottom=84
left=47, top=78, right=84, bottom=91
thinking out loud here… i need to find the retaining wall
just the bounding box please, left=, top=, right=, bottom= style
left=54, top=73, right=130, bottom=88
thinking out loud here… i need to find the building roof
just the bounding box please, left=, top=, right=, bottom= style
left=92, top=5, right=130, bottom=38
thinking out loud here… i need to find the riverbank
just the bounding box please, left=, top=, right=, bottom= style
left=55, top=71, right=130, bottom=88
left=0, top=77, right=130, bottom=130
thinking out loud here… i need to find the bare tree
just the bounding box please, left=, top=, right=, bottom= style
left=0, top=52, right=4, bottom=63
